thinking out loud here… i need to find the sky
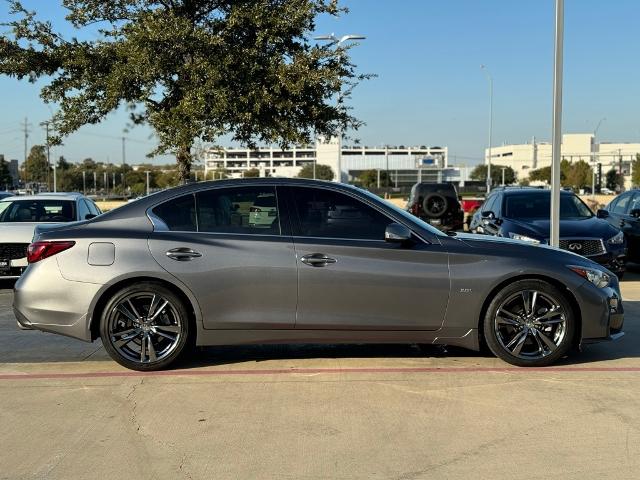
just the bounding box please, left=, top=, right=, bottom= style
left=1, top=0, right=639, bottom=167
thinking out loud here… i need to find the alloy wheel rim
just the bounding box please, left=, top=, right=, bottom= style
left=494, top=289, right=567, bottom=360
left=107, top=292, right=182, bottom=364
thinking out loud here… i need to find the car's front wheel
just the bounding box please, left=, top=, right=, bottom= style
left=99, top=282, right=191, bottom=371
left=483, top=280, right=575, bottom=367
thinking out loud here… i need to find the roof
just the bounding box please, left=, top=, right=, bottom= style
left=491, top=187, right=572, bottom=196
left=0, top=192, right=85, bottom=201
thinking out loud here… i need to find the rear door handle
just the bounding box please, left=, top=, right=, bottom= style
left=166, top=247, right=202, bottom=261
left=300, top=253, right=337, bottom=267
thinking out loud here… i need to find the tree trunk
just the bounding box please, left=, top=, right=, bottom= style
left=176, top=145, right=192, bottom=184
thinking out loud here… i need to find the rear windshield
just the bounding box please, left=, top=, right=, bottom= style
left=504, top=193, right=593, bottom=219
left=0, top=200, right=76, bottom=223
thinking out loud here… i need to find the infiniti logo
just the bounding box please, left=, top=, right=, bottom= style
left=568, top=242, right=583, bottom=251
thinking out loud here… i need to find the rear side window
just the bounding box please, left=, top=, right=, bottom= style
left=196, top=186, right=280, bottom=235
left=152, top=194, right=197, bottom=231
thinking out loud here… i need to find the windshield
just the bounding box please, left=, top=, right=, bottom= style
left=356, top=187, right=447, bottom=236
left=504, top=193, right=593, bottom=219
left=0, top=200, right=76, bottom=223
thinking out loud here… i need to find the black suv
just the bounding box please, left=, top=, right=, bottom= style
left=468, top=187, right=627, bottom=277
left=406, top=183, right=464, bottom=232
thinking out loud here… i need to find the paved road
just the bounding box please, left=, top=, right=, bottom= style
left=2, top=272, right=640, bottom=480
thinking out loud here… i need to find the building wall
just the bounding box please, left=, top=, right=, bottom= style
left=485, top=133, right=640, bottom=189
left=204, top=140, right=449, bottom=182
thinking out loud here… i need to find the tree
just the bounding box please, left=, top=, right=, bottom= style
left=24, top=145, right=49, bottom=184
left=1, top=1, right=369, bottom=182
left=632, top=154, right=640, bottom=187
left=564, top=160, right=593, bottom=189
left=0, top=157, right=12, bottom=188
left=243, top=168, right=261, bottom=178
left=470, top=164, right=516, bottom=185
left=606, top=169, right=624, bottom=191
left=528, top=159, right=570, bottom=185
left=357, top=169, right=390, bottom=188
left=297, top=163, right=335, bottom=181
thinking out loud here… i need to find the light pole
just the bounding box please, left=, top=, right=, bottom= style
left=592, top=117, right=605, bottom=193
left=480, top=65, right=493, bottom=193
left=82, top=171, right=86, bottom=195
left=501, top=167, right=506, bottom=186
left=550, top=0, right=564, bottom=248
left=145, top=170, right=150, bottom=196
left=314, top=33, right=366, bottom=183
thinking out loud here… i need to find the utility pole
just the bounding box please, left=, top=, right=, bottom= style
left=501, top=167, right=506, bottom=186
left=82, top=171, right=86, bottom=195
left=550, top=0, right=564, bottom=248
left=93, top=171, right=97, bottom=195
left=22, top=117, right=31, bottom=185
left=145, top=171, right=150, bottom=196
left=103, top=171, right=107, bottom=198
left=40, top=121, right=51, bottom=190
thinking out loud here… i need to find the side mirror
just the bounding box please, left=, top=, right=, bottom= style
left=481, top=210, right=495, bottom=220
left=596, top=209, right=609, bottom=219
left=385, top=223, right=412, bottom=243
left=85, top=214, right=96, bottom=220
left=631, top=209, right=640, bottom=218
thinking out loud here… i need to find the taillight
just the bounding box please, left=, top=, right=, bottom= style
left=27, top=241, right=76, bottom=264
left=411, top=203, right=420, bottom=215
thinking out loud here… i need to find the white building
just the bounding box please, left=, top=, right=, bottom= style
left=203, top=138, right=449, bottom=186
left=485, top=133, right=639, bottom=188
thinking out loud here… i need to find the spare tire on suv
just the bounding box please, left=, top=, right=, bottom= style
left=406, top=183, right=464, bottom=232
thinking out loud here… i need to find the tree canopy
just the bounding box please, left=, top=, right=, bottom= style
left=470, top=164, right=516, bottom=185
left=528, top=160, right=593, bottom=189
left=0, top=0, right=369, bottom=181
left=297, top=163, right=334, bottom=181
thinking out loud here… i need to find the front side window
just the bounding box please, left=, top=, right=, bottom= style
left=196, top=186, right=280, bottom=235
left=78, top=200, right=91, bottom=220
left=0, top=200, right=76, bottom=223
left=613, top=193, right=631, bottom=214
left=291, top=187, right=392, bottom=240
left=152, top=194, right=197, bottom=231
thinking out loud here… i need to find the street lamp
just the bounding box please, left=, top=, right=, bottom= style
left=592, top=117, right=605, bottom=195
left=480, top=65, right=493, bottom=193
left=314, top=33, right=366, bottom=182
left=549, top=0, right=564, bottom=248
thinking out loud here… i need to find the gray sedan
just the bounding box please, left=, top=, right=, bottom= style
left=13, top=179, right=624, bottom=370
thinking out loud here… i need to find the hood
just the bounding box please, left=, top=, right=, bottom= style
left=0, top=223, right=43, bottom=243
left=452, top=232, right=592, bottom=263
left=506, top=216, right=618, bottom=241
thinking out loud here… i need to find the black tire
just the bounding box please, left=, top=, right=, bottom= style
left=99, top=282, right=192, bottom=371
left=483, top=280, right=575, bottom=367
left=422, top=193, right=449, bottom=218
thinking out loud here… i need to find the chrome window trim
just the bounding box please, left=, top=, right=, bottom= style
left=145, top=182, right=432, bottom=245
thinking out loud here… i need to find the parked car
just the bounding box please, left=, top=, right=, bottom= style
left=14, top=179, right=623, bottom=370
left=460, top=196, right=485, bottom=230
left=405, top=182, right=464, bottom=231
left=248, top=193, right=278, bottom=227
left=599, top=189, right=640, bottom=263
left=469, top=187, right=626, bottom=277
left=0, top=193, right=101, bottom=279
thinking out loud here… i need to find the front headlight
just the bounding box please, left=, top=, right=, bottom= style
left=508, top=232, right=541, bottom=245
left=568, top=265, right=610, bottom=288
left=608, top=231, right=624, bottom=245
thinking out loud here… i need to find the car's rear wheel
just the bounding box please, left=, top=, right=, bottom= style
left=483, top=280, right=575, bottom=367
left=99, top=282, right=191, bottom=371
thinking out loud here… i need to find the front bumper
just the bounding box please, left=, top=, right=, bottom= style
left=577, top=279, right=624, bottom=344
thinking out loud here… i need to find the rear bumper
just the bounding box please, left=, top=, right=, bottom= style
left=12, top=259, right=102, bottom=342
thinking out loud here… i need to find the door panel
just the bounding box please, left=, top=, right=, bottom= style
left=149, top=232, right=297, bottom=329
left=294, top=238, right=449, bottom=330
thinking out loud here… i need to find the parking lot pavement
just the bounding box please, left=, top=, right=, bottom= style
left=2, top=274, right=640, bottom=480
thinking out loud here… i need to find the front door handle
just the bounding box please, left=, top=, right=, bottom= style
left=300, top=253, right=337, bottom=267
left=166, top=247, right=202, bottom=261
